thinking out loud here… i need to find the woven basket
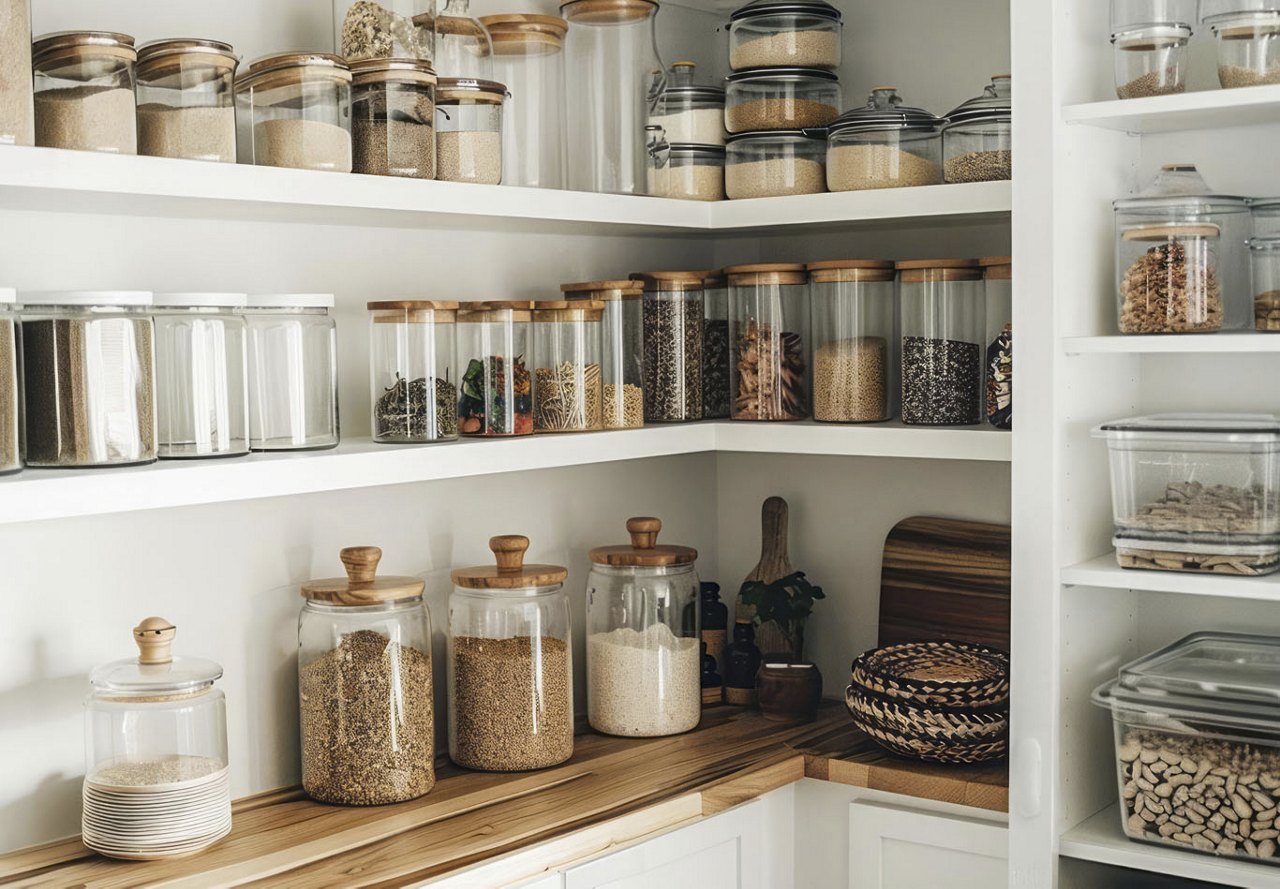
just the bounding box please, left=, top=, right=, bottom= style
left=850, top=640, right=1010, bottom=709
left=844, top=685, right=1007, bottom=743
left=845, top=685, right=1008, bottom=763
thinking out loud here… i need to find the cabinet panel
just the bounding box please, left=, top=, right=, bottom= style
left=848, top=800, right=1007, bottom=889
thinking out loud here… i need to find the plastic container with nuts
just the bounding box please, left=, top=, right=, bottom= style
left=725, top=129, right=827, bottom=199
left=725, top=67, right=840, bottom=134
left=728, top=0, right=842, bottom=70
left=1202, top=0, right=1280, bottom=87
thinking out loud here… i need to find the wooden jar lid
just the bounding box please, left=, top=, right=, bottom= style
left=368, top=299, right=459, bottom=323
left=452, top=536, right=568, bottom=589
left=632, top=271, right=709, bottom=293
left=533, top=299, right=605, bottom=321
left=481, top=14, right=569, bottom=56
left=724, top=263, right=808, bottom=286
left=807, top=259, right=895, bottom=284
left=1122, top=223, right=1221, bottom=241
left=458, top=300, right=535, bottom=322
left=589, top=517, right=698, bottom=567
left=300, top=546, right=425, bottom=605
left=561, top=0, right=658, bottom=26
left=33, top=31, right=137, bottom=67
left=134, top=617, right=177, bottom=665
left=895, top=258, right=981, bottom=284
left=979, top=255, right=1012, bottom=281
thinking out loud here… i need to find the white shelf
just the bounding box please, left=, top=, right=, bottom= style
left=1063, top=333, right=1280, bottom=354
left=1062, top=554, right=1280, bottom=601
left=1061, top=804, right=1280, bottom=888
left=1063, top=84, right=1280, bottom=134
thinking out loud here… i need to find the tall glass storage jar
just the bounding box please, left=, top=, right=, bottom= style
left=334, top=0, right=436, bottom=63
left=435, top=0, right=494, bottom=80
left=84, top=618, right=230, bottom=860
left=235, top=53, right=353, bottom=172
left=702, top=271, right=730, bottom=419
left=0, top=0, right=33, bottom=146
left=435, top=77, right=505, bottom=184
left=587, top=516, right=701, bottom=737
left=807, top=260, right=895, bottom=424
left=562, top=280, right=645, bottom=429
left=153, top=293, right=249, bottom=459
left=561, top=0, right=665, bottom=195
left=32, top=32, right=137, bottom=154
left=1203, top=1, right=1280, bottom=87
left=896, top=259, right=984, bottom=426
left=21, top=291, right=156, bottom=468
left=728, top=0, right=842, bottom=70
left=826, top=87, right=942, bottom=191
left=368, top=300, right=458, bottom=443
left=449, top=535, right=573, bottom=771
left=636, top=271, right=704, bottom=422
left=350, top=58, right=437, bottom=178
left=533, top=300, right=604, bottom=433
left=727, top=263, right=810, bottom=422
left=482, top=14, right=568, bottom=188
left=981, top=257, right=1013, bottom=429
left=298, top=546, right=435, bottom=804
left=135, top=39, right=238, bottom=162
left=1253, top=237, right=1280, bottom=330
left=941, top=75, right=1012, bottom=183
left=0, top=289, right=18, bottom=475
left=457, top=301, right=533, bottom=436
left=242, top=294, right=339, bottom=451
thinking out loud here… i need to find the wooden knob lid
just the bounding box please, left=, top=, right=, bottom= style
left=627, top=517, right=661, bottom=549
left=492, top=535, right=529, bottom=572
left=301, top=546, right=425, bottom=605
left=134, top=617, right=176, bottom=665
left=452, top=535, right=569, bottom=589
left=590, top=516, right=698, bottom=567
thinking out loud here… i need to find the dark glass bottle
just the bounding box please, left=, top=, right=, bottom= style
left=696, top=582, right=729, bottom=679
left=724, top=618, right=762, bottom=706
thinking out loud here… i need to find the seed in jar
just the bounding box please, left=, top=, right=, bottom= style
left=901, top=336, right=981, bottom=425
left=643, top=297, right=703, bottom=422
left=603, top=382, right=644, bottom=429
left=943, top=149, right=1011, bottom=183
left=89, top=755, right=226, bottom=788
left=587, top=624, right=700, bottom=737
left=353, top=117, right=435, bottom=178
left=1220, top=64, right=1280, bottom=89
left=826, top=144, right=941, bottom=191
left=1119, top=239, right=1222, bottom=334
left=437, top=131, right=502, bottom=184
left=726, top=157, right=826, bottom=200
left=730, top=30, right=839, bottom=70
left=1116, top=70, right=1185, bottom=100
left=726, top=98, right=838, bottom=133
left=732, top=320, right=807, bottom=421
left=648, top=163, right=725, bottom=201
left=701, top=318, right=731, bottom=419
left=812, top=337, right=886, bottom=422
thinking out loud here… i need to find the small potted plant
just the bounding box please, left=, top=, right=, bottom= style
left=739, top=571, right=825, bottom=722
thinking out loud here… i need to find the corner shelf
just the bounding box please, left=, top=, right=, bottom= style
left=1063, top=84, right=1280, bottom=134
left=1064, top=333, right=1280, bottom=355
left=1062, top=554, right=1280, bottom=601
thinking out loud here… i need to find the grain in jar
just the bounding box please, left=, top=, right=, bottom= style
left=724, top=67, right=840, bottom=134
left=981, top=257, right=1012, bottom=429
left=32, top=32, right=137, bottom=154
left=368, top=300, right=459, bottom=442
left=941, top=75, right=1012, bottom=183
left=727, top=263, right=809, bottom=421
left=648, top=143, right=726, bottom=201
left=533, top=300, right=604, bottom=432
left=725, top=129, right=826, bottom=199
left=896, top=260, right=984, bottom=426
left=825, top=87, right=942, bottom=191
left=0, top=0, right=33, bottom=146
left=1204, top=4, right=1280, bottom=87
left=0, top=289, right=19, bottom=475
left=728, top=0, right=842, bottom=70
left=561, top=280, right=645, bottom=429
left=136, top=39, right=239, bottom=163
left=235, top=53, right=353, bottom=172
left=1111, top=25, right=1191, bottom=99
left=350, top=58, right=437, bottom=178
left=435, top=77, right=505, bottom=183
left=807, top=260, right=895, bottom=423
left=649, top=61, right=725, bottom=146
left=457, top=301, right=533, bottom=436
left=634, top=271, right=705, bottom=422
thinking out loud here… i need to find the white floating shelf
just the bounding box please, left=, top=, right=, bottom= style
left=1062, top=554, right=1280, bottom=601
left=1063, top=84, right=1280, bottom=134
left=1064, top=333, right=1280, bottom=354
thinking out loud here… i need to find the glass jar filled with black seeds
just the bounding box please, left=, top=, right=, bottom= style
left=635, top=271, right=705, bottom=423
left=896, top=259, right=984, bottom=426
left=368, top=299, right=458, bottom=443
left=702, top=271, right=730, bottom=419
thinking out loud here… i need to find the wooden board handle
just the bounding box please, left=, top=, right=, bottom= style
left=491, top=535, right=529, bottom=572
left=626, top=516, right=661, bottom=550
left=133, top=617, right=176, bottom=665
left=759, top=496, right=789, bottom=569
left=340, top=546, right=382, bottom=585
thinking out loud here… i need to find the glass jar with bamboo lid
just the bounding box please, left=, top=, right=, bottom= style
left=32, top=31, right=138, bottom=154
left=435, top=77, right=506, bottom=183
left=896, top=258, right=984, bottom=426
left=234, top=52, right=353, bottom=172
left=562, top=279, right=645, bottom=429
left=532, top=299, right=604, bottom=433
left=135, top=39, right=239, bottom=162
left=350, top=58, right=438, bottom=178
left=633, top=270, right=706, bottom=423
left=368, top=300, right=459, bottom=443
left=807, top=260, right=895, bottom=424
left=457, top=300, right=533, bottom=436
left=726, top=263, right=810, bottom=422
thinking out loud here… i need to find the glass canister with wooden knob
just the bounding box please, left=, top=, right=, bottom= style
left=298, top=546, right=435, bottom=805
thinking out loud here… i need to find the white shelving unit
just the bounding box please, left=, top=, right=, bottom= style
left=1063, top=84, right=1280, bottom=134
left=1064, top=333, right=1280, bottom=354
left=1062, top=555, right=1280, bottom=602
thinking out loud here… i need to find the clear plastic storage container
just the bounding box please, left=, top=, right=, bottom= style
left=896, top=259, right=984, bottom=426
left=650, top=61, right=725, bottom=146
left=350, top=58, right=437, bottom=178
left=726, top=263, right=810, bottom=422
left=981, top=257, right=1013, bottom=430
left=1253, top=237, right=1280, bottom=330
left=0, top=289, right=19, bottom=475
left=587, top=516, right=701, bottom=737
left=702, top=271, right=730, bottom=420
left=457, top=301, right=533, bottom=436
left=807, top=260, right=895, bottom=423
left=368, top=299, right=458, bottom=443
left=235, top=53, right=353, bottom=172
left=942, top=75, right=1012, bottom=183
left=562, top=280, right=645, bottom=429
left=135, top=39, right=238, bottom=162
left=298, top=546, right=435, bottom=804
left=435, top=77, right=505, bottom=184
left=482, top=14, right=567, bottom=188
left=21, top=291, right=156, bottom=468
left=153, top=293, right=249, bottom=459
left=32, top=32, right=137, bottom=154
left=449, top=535, right=573, bottom=771
left=1255, top=197, right=1280, bottom=238
left=532, top=300, right=604, bottom=433
left=648, top=142, right=726, bottom=201
left=725, top=129, right=827, bottom=199
left=826, top=87, right=943, bottom=191
left=728, top=0, right=842, bottom=70
left=1203, top=1, right=1280, bottom=87
left=1112, top=25, right=1192, bottom=98
left=243, top=294, right=339, bottom=451
left=335, top=0, right=435, bottom=62
left=0, top=0, right=33, bottom=146
left=435, top=0, right=493, bottom=81
left=725, top=67, right=840, bottom=134
left=635, top=271, right=704, bottom=423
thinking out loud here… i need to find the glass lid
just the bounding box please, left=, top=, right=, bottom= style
left=943, top=74, right=1011, bottom=127
left=730, top=0, right=842, bottom=23
left=589, top=517, right=698, bottom=566
left=1113, top=163, right=1249, bottom=213
left=660, top=61, right=725, bottom=103
left=828, top=87, right=941, bottom=135
left=90, top=618, right=223, bottom=698
left=726, top=66, right=839, bottom=82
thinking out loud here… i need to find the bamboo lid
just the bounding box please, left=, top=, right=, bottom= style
left=806, top=259, right=895, bottom=284
left=300, top=546, right=425, bottom=605
left=437, top=77, right=507, bottom=104
left=452, top=536, right=569, bottom=589
left=458, top=299, right=535, bottom=323
left=237, top=52, right=351, bottom=93
left=135, top=39, right=238, bottom=84
left=561, top=280, right=644, bottom=301
left=349, top=57, right=438, bottom=87
left=725, top=262, right=808, bottom=286
left=895, top=258, right=981, bottom=284
left=633, top=270, right=709, bottom=293
left=33, top=31, right=137, bottom=68
left=368, top=300, right=459, bottom=323
left=979, top=255, right=1012, bottom=281
left=704, top=271, right=727, bottom=289
left=1123, top=223, right=1221, bottom=241
left=589, top=517, right=698, bottom=567
left=481, top=14, right=568, bottom=55
left=533, top=299, right=605, bottom=321
left=561, top=0, right=658, bottom=25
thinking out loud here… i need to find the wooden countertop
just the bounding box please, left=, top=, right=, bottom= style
left=0, top=704, right=1007, bottom=888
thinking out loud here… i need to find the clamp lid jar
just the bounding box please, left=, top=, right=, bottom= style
left=648, top=142, right=726, bottom=201
left=651, top=62, right=726, bottom=147
left=135, top=38, right=239, bottom=162
left=729, top=0, right=842, bottom=70
left=1202, top=0, right=1280, bottom=86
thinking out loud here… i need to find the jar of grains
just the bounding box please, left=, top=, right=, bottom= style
left=0, top=0, right=33, bottom=146
left=648, top=143, right=726, bottom=201
left=1252, top=237, right=1280, bottom=331
left=650, top=62, right=725, bottom=146
left=435, top=77, right=505, bottom=184
left=350, top=58, right=437, bottom=178
left=135, top=39, right=239, bottom=162
left=807, top=260, right=895, bottom=424
left=0, top=289, right=19, bottom=475
left=449, top=535, right=573, bottom=771
left=725, top=129, right=827, bottom=199
left=561, top=280, right=645, bottom=430
left=825, top=87, right=943, bottom=191
left=457, top=301, right=533, bottom=436
left=152, top=293, right=249, bottom=459
left=724, top=67, right=841, bottom=134
left=941, top=75, right=1012, bottom=184
left=368, top=300, right=459, bottom=443
left=334, top=1, right=436, bottom=63
left=586, top=516, right=701, bottom=737
left=634, top=271, right=705, bottom=423
left=235, top=53, right=353, bottom=172
left=21, top=291, right=156, bottom=468
left=1111, top=25, right=1192, bottom=99
left=896, top=259, right=985, bottom=426
left=702, top=271, right=731, bottom=419
left=980, top=257, right=1012, bottom=429
left=726, top=263, right=810, bottom=422
left=32, top=32, right=138, bottom=154
left=728, top=0, right=842, bottom=70
left=298, top=546, right=435, bottom=804
left=242, top=294, right=339, bottom=451
left=532, top=299, right=604, bottom=433
left=1203, top=1, right=1280, bottom=88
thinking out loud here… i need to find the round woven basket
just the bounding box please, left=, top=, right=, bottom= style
left=844, top=685, right=1008, bottom=743
left=850, top=640, right=1010, bottom=709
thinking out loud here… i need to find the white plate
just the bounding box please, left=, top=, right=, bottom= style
left=83, top=817, right=231, bottom=847
left=85, top=764, right=229, bottom=795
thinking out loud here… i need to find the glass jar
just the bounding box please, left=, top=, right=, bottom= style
left=135, top=39, right=238, bottom=162
left=368, top=299, right=459, bottom=443
left=533, top=299, right=604, bottom=433
left=981, top=257, right=1013, bottom=430
left=83, top=618, right=230, bottom=860
left=242, top=294, right=339, bottom=451
left=827, top=87, right=943, bottom=191
left=0, top=0, right=33, bottom=146
left=482, top=14, right=567, bottom=189
left=350, top=58, right=437, bottom=179
left=457, top=301, right=533, bottom=436
left=635, top=271, right=704, bottom=423
left=587, top=516, right=701, bottom=737
left=725, top=129, right=827, bottom=199
left=0, top=289, right=18, bottom=475
left=807, top=259, right=895, bottom=424
left=942, top=75, right=1012, bottom=184
left=32, top=32, right=137, bottom=155
left=648, top=143, right=726, bottom=201
left=153, top=293, right=249, bottom=460
left=298, top=546, right=435, bottom=805
left=562, top=280, right=645, bottom=430
left=702, top=272, right=730, bottom=420
left=1253, top=237, right=1280, bottom=330
left=729, top=0, right=842, bottom=70
left=435, top=77, right=505, bottom=184
left=1255, top=197, right=1280, bottom=238
left=726, top=263, right=810, bottom=422
left=896, top=259, right=984, bottom=427
left=334, top=0, right=435, bottom=63
left=561, top=0, right=665, bottom=195
left=650, top=61, right=725, bottom=147
left=449, top=535, right=573, bottom=771
left=235, top=53, right=353, bottom=172
left=435, top=0, right=494, bottom=81
left=1112, top=26, right=1192, bottom=98
left=20, top=291, right=156, bottom=468
left=724, top=67, right=841, bottom=134
left=1203, top=2, right=1280, bottom=86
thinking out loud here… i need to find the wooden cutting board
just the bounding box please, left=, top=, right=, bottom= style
left=878, top=516, right=1011, bottom=651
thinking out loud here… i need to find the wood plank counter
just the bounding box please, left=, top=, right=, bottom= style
left=0, top=704, right=1007, bottom=889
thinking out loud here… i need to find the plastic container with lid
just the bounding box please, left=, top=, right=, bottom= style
left=1093, top=631, right=1280, bottom=865
left=650, top=61, right=725, bottom=147
left=235, top=53, right=353, bottom=172
left=298, top=546, right=435, bottom=804
left=728, top=0, right=842, bottom=70
left=448, top=535, right=573, bottom=771
left=896, top=259, right=984, bottom=426
left=83, top=617, right=231, bottom=860
left=532, top=299, right=604, bottom=433
left=562, top=280, right=645, bottom=429
left=368, top=299, right=459, bottom=443
left=242, top=294, right=339, bottom=451
left=350, top=58, right=437, bottom=179
left=482, top=14, right=567, bottom=188
left=1202, top=0, right=1280, bottom=87
left=0, top=0, right=33, bottom=147
left=135, top=39, right=239, bottom=162
left=1093, top=413, right=1280, bottom=574
left=334, top=0, right=436, bottom=63
left=826, top=87, right=942, bottom=191
left=435, top=77, right=505, bottom=184
left=807, top=260, right=895, bottom=424
left=635, top=271, right=705, bottom=423
left=435, top=0, right=494, bottom=80
left=587, top=516, right=701, bottom=737
left=981, top=257, right=1013, bottom=430
left=0, top=288, right=18, bottom=475
left=725, top=67, right=840, bottom=134
left=726, top=263, right=810, bottom=422
left=32, top=31, right=138, bottom=155
left=1253, top=237, right=1280, bottom=330
left=153, top=293, right=249, bottom=460
left=941, top=75, right=1011, bottom=183
left=647, top=142, right=726, bottom=201
left=20, top=291, right=156, bottom=468
left=457, top=301, right=533, bottom=436
left=702, top=271, right=730, bottom=420
left=725, top=129, right=827, bottom=199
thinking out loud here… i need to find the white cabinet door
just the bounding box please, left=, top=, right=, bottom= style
left=848, top=800, right=1008, bottom=889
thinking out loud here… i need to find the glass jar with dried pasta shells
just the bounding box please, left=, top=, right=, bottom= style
left=532, top=299, right=604, bottom=433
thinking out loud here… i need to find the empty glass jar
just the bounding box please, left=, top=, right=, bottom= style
left=942, top=75, right=1012, bottom=183
left=703, top=271, right=730, bottom=420
left=1203, top=1, right=1280, bottom=86
left=334, top=0, right=436, bottom=62
left=435, top=77, right=505, bottom=184
left=726, top=263, right=810, bottom=422
left=896, top=259, right=985, bottom=426
left=981, top=257, right=1013, bottom=429
left=235, top=53, right=353, bottom=172
left=0, top=288, right=18, bottom=475
left=725, top=129, right=827, bottom=199
left=826, top=87, right=943, bottom=191
left=807, top=260, right=895, bottom=423
left=32, top=31, right=138, bottom=154
left=435, top=0, right=494, bottom=80
left=725, top=67, right=841, bottom=134
left=1252, top=237, right=1280, bottom=330
left=457, top=301, right=533, bottom=436
left=350, top=58, right=437, bottom=178
left=482, top=14, right=568, bottom=188
left=650, top=61, right=725, bottom=146
left=0, top=0, right=33, bottom=146
left=368, top=300, right=459, bottom=443
left=729, top=0, right=842, bottom=70
left=533, top=299, right=604, bottom=433
left=562, top=280, right=645, bottom=429
left=135, top=39, right=238, bottom=162
left=648, top=143, right=726, bottom=201
left=636, top=271, right=704, bottom=423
